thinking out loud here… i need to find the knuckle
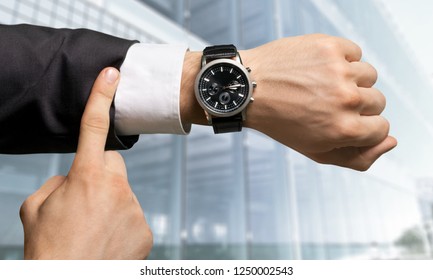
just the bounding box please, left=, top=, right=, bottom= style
left=142, top=223, right=154, bottom=258
left=377, top=90, right=387, bottom=112
left=20, top=197, right=35, bottom=222
left=382, top=118, right=390, bottom=135
left=104, top=150, right=124, bottom=163
left=362, top=63, right=378, bottom=86
left=69, top=167, right=103, bottom=189
left=333, top=83, right=360, bottom=107
left=342, top=38, right=363, bottom=60
left=19, top=202, right=28, bottom=221
left=112, top=174, right=130, bottom=190
left=318, top=37, right=342, bottom=57
left=308, top=33, right=330, bottom=42
left=109, top=176, right=132, bottom=198
left=341, top=88, right=362, bottom=108
left=81, top=115, right=109, bottom=134
left=367, top=63, right=378, bottom=80
left=309, top=153, right=328, bottom=165
left=145, top=224, right=153, bottom=245
left=94, top=89, right=115, bottom=103
left=329, top=61, right=351, bottom=78
left=334, top=119, right=361, bottom=141
left=76, top=164, right=102, bottom=179
left=374, top=117, right=390, bottom=138
left=355, top=161, right=371, bottom=172
left=352, top=43, right=363, bottom=59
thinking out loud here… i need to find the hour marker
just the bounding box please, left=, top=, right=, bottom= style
left=206, top=97, right=211, bottom=101
left=230, top=68, right=233, bottom=73
left=236, top=75, right=241, bottom=79
left=211, top=70, right=215, bottom=75
left=204, top=78, right=210, bottom=82
left=233, top=101, right=237, bottom=106
left=239, top=94, right=244, bottom=97
left=221, top=67, right=223, bottom=72
left=202, top=89, right=207, bottom=91
left=214, top=102, right=219, bottom=108
left=225, top=105, right=227, bottom=110
left=240, top=84, right=245, bottom=87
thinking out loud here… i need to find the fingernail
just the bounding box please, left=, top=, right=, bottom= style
left=105, top=68, right=119, bottom=84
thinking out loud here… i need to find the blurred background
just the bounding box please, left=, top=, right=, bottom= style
left=1, top=0, right=433, bottom=260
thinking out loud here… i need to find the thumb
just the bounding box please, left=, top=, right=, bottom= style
left=20, top=176, right=67, bottom=224
left=306, top=136, right=397, bottom=171
left=75, top=67, right=120, bottom=165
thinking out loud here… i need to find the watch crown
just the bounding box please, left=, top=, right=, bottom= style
left=250, top=97, right=255, bottom=103
left=246, top=67, right=252, bottom=72
left=252, top=81, right=257, bottom=88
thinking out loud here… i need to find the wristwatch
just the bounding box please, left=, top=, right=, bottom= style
left=194, top=44, right=256, bottom=134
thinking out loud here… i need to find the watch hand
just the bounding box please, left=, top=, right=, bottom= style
left=223, top=84, right=241, bottom=89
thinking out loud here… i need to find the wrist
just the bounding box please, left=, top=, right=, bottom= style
left=180, top=51, right=207, bottom=127
left=180, top=48, right=264, bottom=131
left=238, top=49, right=266, bottom=131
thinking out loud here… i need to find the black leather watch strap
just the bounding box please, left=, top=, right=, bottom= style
left=203, top=44, right=243, bottom=134
left=203, top=44, right=237, bottom=61
left=211, top=114, right=243, bottom=134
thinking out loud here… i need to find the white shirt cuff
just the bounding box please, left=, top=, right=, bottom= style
left=114, top=43, right=191, bottom=135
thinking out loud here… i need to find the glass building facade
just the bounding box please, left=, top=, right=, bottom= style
left=0, top=0, right=432, bottom=260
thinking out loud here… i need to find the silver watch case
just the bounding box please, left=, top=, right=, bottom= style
left=194, top=58, right=254, bottom=119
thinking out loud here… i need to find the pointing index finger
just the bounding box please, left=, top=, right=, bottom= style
left=75, top=67, right=120, bottom=163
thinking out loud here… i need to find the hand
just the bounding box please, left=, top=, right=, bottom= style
left=240, top=34, right=397, bottom=171
left=19, top=68, right=153, bottom=259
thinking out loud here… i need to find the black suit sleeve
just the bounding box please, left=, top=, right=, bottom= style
left=0, top=24, right=139, bottom=154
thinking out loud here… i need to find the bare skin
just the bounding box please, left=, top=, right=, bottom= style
left=20, top=68, right=153, bottom=259
left=181, top=34, right=397, bottom=171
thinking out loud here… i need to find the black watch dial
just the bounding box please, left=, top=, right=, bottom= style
left=197, top=62, right=250, bottom=114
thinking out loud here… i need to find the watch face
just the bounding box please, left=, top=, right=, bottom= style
left=195, top=59, right=252, bottom=117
